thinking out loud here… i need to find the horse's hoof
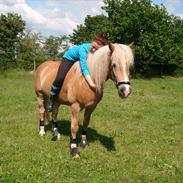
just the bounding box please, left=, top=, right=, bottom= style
left=80, top=139, right=89, bottom=148
left=70, top=147, right=80, bottom=158
left=51, top=130, right=61, bottom=141
left=51, top=135, right=57, bottom=141
left=51, top=133, right=61, bottom=141
left=57, top=133, right=61, bottom=140
left=39, top=131, right=45, bottom=137
left=80, top=135, right=89, bottom=148
left=73, top=154, right=80, bottom=159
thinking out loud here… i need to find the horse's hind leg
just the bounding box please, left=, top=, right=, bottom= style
left=51, top=102, right=61, bottom=141
left=37, top=92, right=46, bottom=137
left=80, top=107, right=96, bottom=148
left=43, top=97, right=50, bottom=125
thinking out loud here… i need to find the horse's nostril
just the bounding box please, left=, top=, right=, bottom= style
left=119, top=85, right=131, bottom=97
left=120, top=86, right=126, bottom=93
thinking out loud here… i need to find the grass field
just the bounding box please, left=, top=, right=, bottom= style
left=0, top=71, right=183, bottom=183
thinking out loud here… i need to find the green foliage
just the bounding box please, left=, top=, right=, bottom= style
left=16, top=33, right=70, bottom=71
left=43, top=35, right=70, bottom=60
left=0, top=13, right=71, bottom=72
left=70, top=15, right=111, bottom=44
left=104, top=0, right=183, bottom=75
left=16, top=30, right=46, bottom=71
left=0, top=13, right=25, bottom=71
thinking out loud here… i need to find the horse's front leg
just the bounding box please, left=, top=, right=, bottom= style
left=80, top=107, right=96, bottom=148
left=51, top=103, right=61, bottom=141
left=70, top=102, right=80, bottom=158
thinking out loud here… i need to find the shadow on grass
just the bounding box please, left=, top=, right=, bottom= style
left=45, top=120, right=116, bottom=151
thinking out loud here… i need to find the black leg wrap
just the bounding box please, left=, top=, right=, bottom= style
left=80, top=131, right=89, bottom=148
left=70, top=137, right=77, bottom=144
left=82, top=129, right=87, bottom=135
left=39, top=120, right=45, bottom=136
left=39, top=120, right=44, bottom=126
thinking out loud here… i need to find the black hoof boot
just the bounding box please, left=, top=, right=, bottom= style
left=80, top=135, right=89, bottom=148
left=70, top=147, right=80, bottom=159
left=51, top=129, right=61, bottom=141
left=51, top=121, right=61, bottom=141
left=70, top=138, right=80, bottom=158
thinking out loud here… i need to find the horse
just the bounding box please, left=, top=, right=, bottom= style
left=34, top=42, right=134, bottom=158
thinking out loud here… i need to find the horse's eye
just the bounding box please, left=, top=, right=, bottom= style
left=112, top=63, right=116, bottom=68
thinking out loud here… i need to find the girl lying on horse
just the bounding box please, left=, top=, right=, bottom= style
left=47, top=35, right=108, bottom=112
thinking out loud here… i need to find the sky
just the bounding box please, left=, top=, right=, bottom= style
left=0, top=0, right=183, bottom=38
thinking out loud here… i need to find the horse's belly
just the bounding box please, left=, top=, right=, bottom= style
left=78, top=90, right=97, bottom=106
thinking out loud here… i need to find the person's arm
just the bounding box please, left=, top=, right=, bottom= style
left=79, top=47, right=96, bottom=90
left=85, top=75, right=96, bottom=90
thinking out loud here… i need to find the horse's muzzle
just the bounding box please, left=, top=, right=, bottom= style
left=118, top=84, right=132, bottom=98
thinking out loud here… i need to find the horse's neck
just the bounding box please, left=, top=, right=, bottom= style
left=87, top=46, right=110, bottom=93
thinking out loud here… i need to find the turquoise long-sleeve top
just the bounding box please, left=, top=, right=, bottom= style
left=63, top=43, right=91, bottom=77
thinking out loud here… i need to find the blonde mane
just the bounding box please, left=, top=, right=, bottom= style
left=87, top=46, right=110, bottom=93
left=87, top=44, right=134, bottom=93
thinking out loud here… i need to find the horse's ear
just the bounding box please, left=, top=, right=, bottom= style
left=108, top=41, right=115, bottom=54
left=128, top=41, right=135, bottom=48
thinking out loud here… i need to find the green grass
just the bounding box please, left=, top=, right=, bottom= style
left=0, top=71, right=183, bottom=183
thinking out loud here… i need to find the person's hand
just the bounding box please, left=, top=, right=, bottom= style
left=89, top=82, right=96, bottom=91
left=85, top=75, right=96, bottom=91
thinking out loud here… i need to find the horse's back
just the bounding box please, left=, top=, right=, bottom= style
left=34, top=61, right=60, bottom=96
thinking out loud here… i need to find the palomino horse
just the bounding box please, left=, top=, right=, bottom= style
left=34, top=42, right=134, bottom=158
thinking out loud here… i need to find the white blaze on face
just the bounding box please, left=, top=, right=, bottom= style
left=122, top=64, right=131, bottom=97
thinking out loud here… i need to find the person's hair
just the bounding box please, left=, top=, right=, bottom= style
left=93, top=35, right=108, bottom=45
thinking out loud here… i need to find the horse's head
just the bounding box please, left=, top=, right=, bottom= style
left=108, top=42, right=134, bottom=98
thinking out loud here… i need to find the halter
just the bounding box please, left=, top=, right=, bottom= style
left=116, top=81, right=131, bottom=87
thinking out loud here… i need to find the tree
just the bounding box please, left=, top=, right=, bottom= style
left=16, top=29, right=45, bottom=71
left=43, top=35, right=70, bottom=60
left=16, top=31, right=71, bottom=71
left=0, top=13, right=25, bottom=72
left=102, top=0, right=183, bottom=75
left=70, top=15, right=111, bottom=44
